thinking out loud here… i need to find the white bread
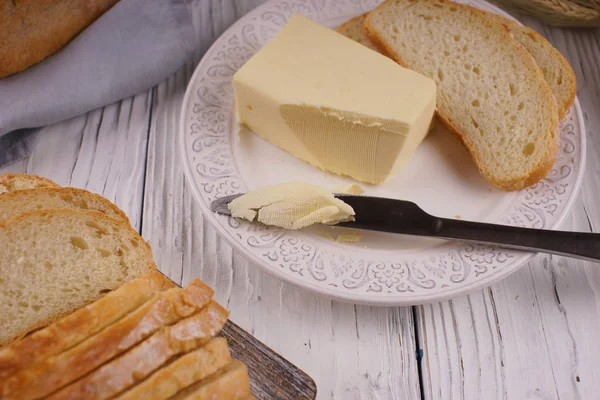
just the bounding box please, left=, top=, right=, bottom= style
left=48, top=302, right=229, bottom=400
left=1, top=279, right=214, bottom=399
left=338, top=10, right=575, bottom=121
left=169, top=360, right=250, bottom=400
left=0, top=187, right=130, bottom=224
left=483, top=12, right=576, bottom=119
left=0, top=270, right=171, bottom=379
left=115, top=338, right=232, bottom=400
left=336, top=13, right=381, bottom=52
left=364, top=0, right=559, bottom=190
left=0, top=173, right=58, bottom=194
left=0, top=209, right=155, bottom=346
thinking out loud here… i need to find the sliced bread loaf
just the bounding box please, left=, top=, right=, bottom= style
left=0, top=173, right=58, bottom=194
left=483, top=12, right=576, bottom=119
left=0, top=209, right=155, bottom=346
left=1, top=280, right=214, bottom=399
left=115, top=338, right=231, bottom=400
left=364, top=0, right=559, bottom=190
left=47, top=302, right=229, bottom=400
left=336, top=13, right=381, bottom=52
left=0, top=187, right=129, bottom=224
left=0, top=270, right=172, bottom=378
left=169, top=360, right=250, bottom=400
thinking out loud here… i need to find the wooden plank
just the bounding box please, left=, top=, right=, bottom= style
left=0, top=94, right=152, bottom=229
left=417, top=21, right=600, bottom=400
left=140, top=2, right=422, bottom=398
left=220, top=320, right=317, bottom=399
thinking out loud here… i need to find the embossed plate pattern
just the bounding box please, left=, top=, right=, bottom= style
left=180, top=0, right=586, bottom=305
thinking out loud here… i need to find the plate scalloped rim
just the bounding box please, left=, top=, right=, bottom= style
left=179, top=0, right=587, bottom=305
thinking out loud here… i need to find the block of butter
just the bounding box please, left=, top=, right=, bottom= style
left=233, top=14, right=436, bottom=184
left=228, top=181, right=354, bottom=230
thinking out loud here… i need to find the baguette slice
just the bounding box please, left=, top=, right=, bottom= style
left=116, top=338, right=232, bottom=400
left=0, top=187, right=129, bottom=224
left=365, top=0, right=559, bottom=190
left=169, top=361, right=250, bottom=400
left=0, top=270, right=172, bottom=379
left=336, top=13, right=381, bottom=52
left=338, top=9, right=576, bottom=120
left=0, top=173, right=58, bottom=194
left=1, top=280, right=214, bottom=399
left=0, top=209, right=155, bottom=345
left=48, top=302, right=229, bottom=400
left=483, top=12, right=576, bottom=119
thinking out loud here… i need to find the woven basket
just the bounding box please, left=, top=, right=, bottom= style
left=490, top=0, right=600, bottom=26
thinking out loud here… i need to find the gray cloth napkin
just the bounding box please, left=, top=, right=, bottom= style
left=0, top=0, right=195, bottom=165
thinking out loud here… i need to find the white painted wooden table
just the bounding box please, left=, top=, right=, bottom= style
left=2, top=1, right=599, bottom=398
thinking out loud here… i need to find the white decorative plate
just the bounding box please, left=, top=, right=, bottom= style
left=180, top=0, right=586, bottom=305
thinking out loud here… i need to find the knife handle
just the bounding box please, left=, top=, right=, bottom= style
left=334, top=195, right=599, bottom=262
left=435, top=218, right=600, bottom=262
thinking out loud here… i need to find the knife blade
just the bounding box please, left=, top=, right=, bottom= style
left=211, top=194, right=600, bottom=262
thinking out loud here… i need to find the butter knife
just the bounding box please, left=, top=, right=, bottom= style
left=212, top=194, right=600, bottom=262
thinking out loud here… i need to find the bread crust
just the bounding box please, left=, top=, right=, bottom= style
left=0, top=270, right=170, bottom=379
left=364, top=0, right=559, bottom=190
left=168, top=360, right=250, bottom=400
left=0, top=0, right=120, bottom=78
left=484, top=12, right=576, bottom=119
left=0, top=174, right=58, bottom=193
left=336, top=13, right=386, bottom=54
left=0, top=187, right=130, bottom=224
left=0, top=279, right=214, bottom=399
left=115, top=338, right=231, bottom=400
left=48, top=302, right=229, bottom=400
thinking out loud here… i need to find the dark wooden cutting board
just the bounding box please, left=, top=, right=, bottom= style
left=220, top=320, right=317, bottom=399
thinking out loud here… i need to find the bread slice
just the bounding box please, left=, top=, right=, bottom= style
left=339, top=8, right=576, bottom=120
left=169, top=360, right=250, bottom=400
left=0, top=209, right=155, bottom=346
left=364, top=0, right=559, bottom=190
left=48, top=302, right=229, bottom=400
left=115, top=338, right=232, bottom=400
left=0, top=187, right=130, bottom=224
left=336, top=13, right=381, bottom=52
left=1, top=280, right=214, bottom=399
left=0, top=173, right=58, bottom=194
left=483, top=12, right=576, bottom=119
left=0, top=270, right=172, bottom=379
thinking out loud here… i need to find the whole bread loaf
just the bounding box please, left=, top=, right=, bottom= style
left=0, top=0, right=120, bottom=78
